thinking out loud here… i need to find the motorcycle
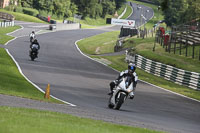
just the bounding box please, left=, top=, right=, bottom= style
left=108, top=76, right=134, bottom=110
left=29, top=44, right=39, bottom=61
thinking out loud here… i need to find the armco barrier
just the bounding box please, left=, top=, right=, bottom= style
left=126, top=54, right=200, bottom=90
left=0, top=21, right=14, bottom=27
left=0, top=12, right=15, bottom=27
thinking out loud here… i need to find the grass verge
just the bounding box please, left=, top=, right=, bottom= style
left=120, top=5, right=133, bottom=19
left=0, top=25, right=21, bottom=44
left=77, top=31, right=120, bottom=55
left=0, top=106, right=163, bottom=133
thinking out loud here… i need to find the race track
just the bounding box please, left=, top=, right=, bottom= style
left=5, top=2, right=200, bottom=133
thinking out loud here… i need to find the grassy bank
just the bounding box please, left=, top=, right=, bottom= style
left=78, top=31, right=119, bottom=55
left=0, top=26, right=61, bottom=103
left=123, top=37, right=200, bottom=73
left=0, top=106, right=163, bottom=133
left=0, top=9, right=46, bottom=23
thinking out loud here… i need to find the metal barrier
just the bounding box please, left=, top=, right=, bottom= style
left=0, top=21, right=14, bottom=27
left=0, top=12, right=15, bottom=27
left=126, top=54, right=200, bottom=90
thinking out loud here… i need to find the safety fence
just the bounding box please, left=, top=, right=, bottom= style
left=0, top=21, right=14, bottom=27
left=126, top=54, right=200, bottom=90
left=0, top=12, right=15, bottom=27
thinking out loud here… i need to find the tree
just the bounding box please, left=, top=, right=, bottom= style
left=115, top=0, right=126, bottom=9
left=161, top=0, right=187, bottom=26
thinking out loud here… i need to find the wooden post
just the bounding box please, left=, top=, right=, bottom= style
left=192, top=43, right=195, bottom=59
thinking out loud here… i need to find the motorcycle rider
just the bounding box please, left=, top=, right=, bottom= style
left=108, top=63, right=138, bottom=99
left=30, top=39, right=40, bottom=58
left=29, top=31, right=35, bottom=42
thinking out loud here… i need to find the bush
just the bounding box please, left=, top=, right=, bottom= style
left=38, top=10, right=49, bottom=17
left=23, top=8, right=39, bottom=17
left=14, top=6, right=23, bottom=13
left=4, top=6, right=15, bottom=11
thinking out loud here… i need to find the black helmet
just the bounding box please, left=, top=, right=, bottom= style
left=128, top=63, right=136, bottom=73
left=32, top=31, right=35, bottom=34
left=33, top=39, right=38, bottom=43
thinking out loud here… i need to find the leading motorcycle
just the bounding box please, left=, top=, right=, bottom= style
left=108, top=76, right=134, bottom=110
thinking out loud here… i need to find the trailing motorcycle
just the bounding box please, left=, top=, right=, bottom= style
left=29, top=44, right=39, bottom=61
left=108, top=76, right=134, bottom=110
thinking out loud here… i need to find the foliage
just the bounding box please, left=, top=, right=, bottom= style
left=115, top=0, right=127, bottom=9
left=22, top=7, right=39, bottom=16
left=16, top=0, right=126, bottom=20
left=14, top=6, right=23, bottom=13
left=161, top=0, right=200, bottom=26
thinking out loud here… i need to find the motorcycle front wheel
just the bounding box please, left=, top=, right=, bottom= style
left=115, top=93, right=126, bottom=110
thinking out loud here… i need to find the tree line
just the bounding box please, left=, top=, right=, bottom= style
left=9, top=0, right=200, bottom=27
left=12, top=0, right=126, bottom=19
left=160, top=0, right=200, bottom=26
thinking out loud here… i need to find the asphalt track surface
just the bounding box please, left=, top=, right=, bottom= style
left=4, top=2, right=200, bottom=133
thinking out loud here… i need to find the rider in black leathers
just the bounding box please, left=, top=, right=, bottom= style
left=30, top=39, right=40, bottom=57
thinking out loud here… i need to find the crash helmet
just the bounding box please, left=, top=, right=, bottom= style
left=32, top=31, right=35, bottom=34
left=128, top=63, right=136, bottom=73
left=33, top=39, right=38, bottom=43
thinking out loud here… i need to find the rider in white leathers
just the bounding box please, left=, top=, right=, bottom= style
left=109, top=63, right=138, bottom=99
left=30, top=31, right=35, bottom=38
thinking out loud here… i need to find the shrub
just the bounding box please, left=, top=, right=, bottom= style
left=4, top=5, right=15, bottom=11
left=23, top=8, right=39, bottom=17
left=14, top=6, right=23, bottom=13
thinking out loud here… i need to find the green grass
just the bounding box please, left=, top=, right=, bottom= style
left=0, top=9, right=46, bottom=23
left=121, top=5, right=133, bottom=19
left=0, top=25, right=21, bottom=44
left=117, top=5, right=127, bottom=16
left=123, top=37, right=200, bottom=73
left=77, top=31, right=120, bottom=55
left=0, top=106, right=163, bottom=133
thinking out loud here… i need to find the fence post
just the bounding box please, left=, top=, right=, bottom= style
left=199, top=48, right=200, bottom=61
left=192, top=43, right=195, bottom=59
